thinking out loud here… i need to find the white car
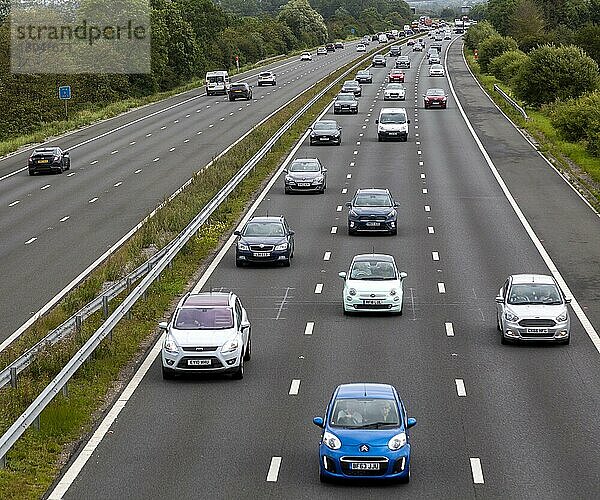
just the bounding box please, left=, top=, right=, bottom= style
left=300, top=52, right=313, bottom=61
left=429, top=64, right=445, bottom=77
left=339, top=254, right=407, bottom=315
left=376, top=107, right=410, bottom=142
left=317, top=47, right=327, bottom=55
left=356, top=43, right=366, bottom=52
left=383, top=83, right=406, bottom=100
left=257, top=71, right=276, bottom=86
left=160, top=292, right=251, bottom=379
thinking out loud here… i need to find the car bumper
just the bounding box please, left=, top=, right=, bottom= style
left=344, top=295, right=402, bottom=312
left=162, top=348, right=241, bottom=374
left=349, top=219, right=396, bottom=232
left=236, top=249, right=290, bottom=263
left=384, top=94, right=405, bottom=100
left=424, top=100, right=446, bottom=107
left=29, top=162, right=62, bottom=173
left=310, top=135, right=340, bottom=144
left=334, top=107, right=358, bottom=113
left=502, top=320, right=570, bottom=342
left=285, top=182, right=324, bottom=192
left=229, top=93, right=250, bottom=100
left=319, top=445, right=411, bottom=480
left=378, top=130, right=408, bottom=140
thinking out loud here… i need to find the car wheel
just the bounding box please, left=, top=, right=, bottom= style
left=232, top=357, right=244, bottom=379
left=284, top=187, right=290, bottom=194
left=391, top=228, right=397, bottom=235
left=244, top=335, right=252, bottom=361
left=501, top=335, right=509, bottom=345
left=319, top=472, right=330, bottom=483
left=378, top=135, right=383, bottom=142
left=29, top=170, right=35, bottom=176
left=66, top=160, right=70, bottom=170
left=496, top=314, right=501, bottom=331
left=402, top=135, right=408, bottom=142
left=560, top=336, right=570, bottom=345
left=319, top=186, right=325, bottom=194
left=235, top=259, right=244, bottom=267
left=162, top=366, right=175, bottom=380
left=283, top=258, right=291, bottom=267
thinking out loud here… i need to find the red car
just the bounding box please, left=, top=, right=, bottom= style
left=388, top=69, right=405, bottom=83
left=423, top=88, right=447, bottom=109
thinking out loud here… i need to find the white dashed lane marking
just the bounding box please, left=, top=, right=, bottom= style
left=89, top=197, right=98, bottom=204
left=289, top=379, right=301, bottom=395
left=130, top=141, right=136, bottom=145
left=40, top=184, right=50, bottom=190
left=304, top=322, right=314, bottom=335
left=470, top=458, right=484, bottom=484
left=428, top=226, right=434, bottom=234
left=134, top=169, right=142, bottom=174
left=323, top=252, right=331, bottom=261
left=331, top=226, right=338, bottom=234
left=114, top=182, right=122, bottom=187
left=438, top=282, right=446, bottom=294
left=420, top=173, right=426, bottom=179
left=25, top=237, right=37, bottom=245
left=336, top=205, right=342, bottom=212
left=445, top=322, right=454, bottom=336
left=146, top=133, right=152, bottom=137
left=59, top=216, right=70, bottom=222
left=67, top=172, right=75, bottom=177
left=153, top=158, right=160, bottom=162
left=266, top=457, right=282, bottom=482
left=432, top=251, right=439, bottom=260
left=90, top=160, right=98, bottom=165
left=110, top=150, right=118, bottom=155
left=9, top=200, right=20, bottom=207
left=169, top=148, right=175, bottom=152
left=425, top=205, right=431, bottom=212
left=455, top=379, right=467, bottom=396
left=315, top=283, right=323, bottom=294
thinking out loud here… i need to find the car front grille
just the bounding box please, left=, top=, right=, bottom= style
left=519, top=319, right=556, bottom=327
left=358, top=216, right=387, bottom=221
left=181, top=346, right=219, bottom=352
left=355, top=304, right=392, bottom=310
left=249, top=245, right=274, bottom=251
left=177, top=356, right=222, bottom=369
left=340, top=456, right=388, bottom=476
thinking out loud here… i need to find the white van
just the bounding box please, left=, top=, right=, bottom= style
left=205, top=70, right=230, bottom=96
left=376, top=107, right=410, bottom=142
left=378, top=33, right=388, bottom=43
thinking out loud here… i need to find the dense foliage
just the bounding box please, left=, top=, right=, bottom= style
left=550, top=90, right=600, bottom=156
left=478, top=35, right=518, bottom=72
left=487, top=49, right=528, bottom=83
left=464, top=21, right=499, bottom=50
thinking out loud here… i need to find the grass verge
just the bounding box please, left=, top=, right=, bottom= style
left=463, top=50, right=600, bottom=209
left=0, top=46, right=377, bottom=500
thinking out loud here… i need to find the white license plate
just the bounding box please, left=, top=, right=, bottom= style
left=188, top=359, right=211, bottom=366
left=388, top=132, right=398, bottom=136
left=366, top=222, right=380, bottom=226
left=363, top=299, right=382, bottom=305
left=298, top=182, right=311, bottom=187
left=253, top=252, right=270, bottom=257
left=350, top=462, right=380, bottom=470
left=527, top=328, right=549, bottom=334
left=319, top=137, right=329, bottom=141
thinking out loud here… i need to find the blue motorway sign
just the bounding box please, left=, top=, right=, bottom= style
left=59, top=86, right=71, bottom=100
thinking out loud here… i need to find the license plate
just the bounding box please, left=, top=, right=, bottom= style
left=388, top=132, right=398, bottom=136
left=527, top=328, right=548, bottom=334
left=298, top=182, right=311, bottom=187
left=38, top=159, right=49, bottom=163
left=253, top=252, right=270, bottom=257
left=366, top=222, right=380, bottom=226
left=319, top=137, right=329, bottom=141
left=363, top=299, right=382, bottom=305
left=350, top=462, right=380, bottom=470
left=188, top=359, right=210, bottom=366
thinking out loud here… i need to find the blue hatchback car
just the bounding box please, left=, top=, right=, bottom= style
left=313, top=383, right=416, bottom=483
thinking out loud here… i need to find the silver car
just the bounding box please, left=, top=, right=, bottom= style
left=383, top=83, right=406, bottom=100
left=495, top=274, right=571, bottom=344
left=160, top=292, right=251, bottom=379
left=284, top=158, right=327, bottom=193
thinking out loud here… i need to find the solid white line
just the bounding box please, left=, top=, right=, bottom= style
left=266, top=457, right=282, bottom=482
left=455, top=379, right=467, bottom=397
left=424, top=205, right=431, bottom=212
left=445, top=37, right=600, bottom=353
left=48, top=336, right=164, bottom=499
left=114, top=182, right=122, bottom=187
left=331, top=226, right=337, bottom=234
left=428, top=226, right=434, bottom=234
left=9, top=200, right=20, bottom=207
left=59, top=216, right=70, bottom=222
left=438, top=282, right=446, bottom=293
left=336, top=205, right=342, bottom=212
left=315, top=283, right=323, bottom=294
left=470, top=458, right=484, bottom=484
left=432, top=251, right=439, bottom=260
left=88, top=197, right=98, bottom=203
left=304, top=322, right=314, bottom=335
left=445, top=322, right=454, bottom=337
left=323, top=251, right=331, bottom=261
left=25, top=237, right=37, bottom=245
left=289, top=379, right=301, bottom=395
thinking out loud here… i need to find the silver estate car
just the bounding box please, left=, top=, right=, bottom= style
left=495, top=274, right=571, bottom=344
left=160, top=292, right=251, bottom=379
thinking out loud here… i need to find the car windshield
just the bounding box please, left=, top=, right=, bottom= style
left=349, top=259, right=396, bottom=280
left=314, top=121, right=336, bottom=130
left=379, top=112, right=406, bottom=124
left=259, top=73, right=272, bottom=77
left=175, top=307, right=233, bottom=330
left=387, top=84, right=404, bottom=90
left=330, top=398, right=400, bottom=428
left=399, top=57, right=409, bottom=61
left=337, top=94, right=355, bottom=102
left=290, top=160, right=320, bottom=172
left=357, top=71, right=368, bottom=76
left=354, top=193, right=392, bottom=207
left=427, top=89, right=445, bottom=96
left=343, top=81, right=358, bottom=87
left=508, top=284, right=562, bottom=305
left=243, top=222, right=285, bottom=237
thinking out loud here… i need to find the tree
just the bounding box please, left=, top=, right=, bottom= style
left=464, top=21, right=499, bottom=50
left=487, top=0, right=517, bottom=35
left=550, top=90, right=600, bottom=156
left=573, top=24, right=600, bottom=66
left=478, top=35, right=518, bottom=71
left=509, top=0, right=544, bottom=44
left=488, top=49, right=529, bottom=83
left=469, top=3, right=488, bottom=21
left=278, top=0, right=328, bottom=46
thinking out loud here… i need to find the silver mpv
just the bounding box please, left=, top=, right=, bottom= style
left=160, top=292, right=251, bottom=379
left=495, top=274, right=571, bottom=344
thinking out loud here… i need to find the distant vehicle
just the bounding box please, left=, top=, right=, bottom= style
left=160, top=292, right=250, bottom=380
left=428, top=54, right=441, bottom=65
left=391, top=29, right=399, bottom=38
left=317, top=47, right=327, bottom=55
left=356, top=69, right=373, bottom=83
left=335, top=42, right=344, bottom=49
left=372, top=54, right=386, bottom=67
left=309, top=119, right=342, bottom=146
left=389, top=45, right=401, bottom=57
left=334, top=93, right=359, bottom=114
left=356, top=43, right=366, bottom=52
left=423, top=88, right=447, bottom=109
left=300, top=52, right=313, bottom=61
left=205, top=70, right=230, bottom=96
left=228, top=82, right=252, bottom=101
left=257, top=71, right=276, bottom=86
left=346, top=188, right=399, bottom=235
left=326, top=43, right=336, bottom=52
left=341, top=80, right=362, bottom=97
left=362, top=36, right=371, bottom=45
left=28, top=147, right=70, bottom=175
left=444, top=31, right=452, bottom=40
left=234, top=216, right=295, bottom=267
left=413, top=43, right=423, bottom=52
left=429, top=63, right=445, bottom=77
left=376, top=107, right=410, bottom=142
left=407, top=39, right=415, bottom=46
left=396, top=55, right=410, bottom=69
left=378, top=33, right=388, bottom=43
left=284, top=158, right=327, bottom=194
left=383, top=83, right=406, bottom=101
left=388, top=69, right=405, bottom=83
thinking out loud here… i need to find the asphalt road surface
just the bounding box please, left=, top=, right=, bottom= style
left=49, top=36, right=600, bottom=499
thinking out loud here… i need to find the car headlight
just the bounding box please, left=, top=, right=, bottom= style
left=388, top=432, right=406, bottom=451
left=348, top=210, right=358, bottom=218
left=222, top=338, right=240, bottom=353
left=556, top=312, right=568, bottom=322
left=275, top=242, right=288, bottom=251
left=164, top=336, right=179, bottom=354
left=349, top=288, right=356, bottom=296
left=504, top=310, right=519, bottom=322
left=390, top=288, right=397, bottom=296
left=312, top=176, right=324, bottom=184
left=285, top=176, right=295, bottom=184
left=386, top=209, right=396, bottom=219
left=237, top=242, right=249, bottom=251
left=322, top=431, right=342, bottom=450
left=54, top=156, right=60, bottom=161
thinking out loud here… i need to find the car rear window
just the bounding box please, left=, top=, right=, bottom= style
left=231, top=84, right=246, bottom=90
left=175, top=307, right=233, bottom=329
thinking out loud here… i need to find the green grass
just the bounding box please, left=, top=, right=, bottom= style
left=464, top=51, right=600, bottom=208
left=0, top=49, right=375, bottom=500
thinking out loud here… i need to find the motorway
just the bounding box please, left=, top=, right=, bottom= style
left=0, top=40, right=368, bottom=343
left=49, top=36, right=600, bottom=499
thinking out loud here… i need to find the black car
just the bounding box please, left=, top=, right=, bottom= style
left=347, top=188, right=399, bottom=235
left=284, top=158, right=327, bottom=194
left=341, top=80, right=362, bottom=97
left=309, top=120, right=342, bottom=145
left=372, top=55, right=386, bottom=67
left=326, top=43, right=336, bottom=52
left=28, top=147, right=70, bottom=175
left=334, top=42, right=344, bottom=49
left=333, top=93, right=358, bottom=114
left=229, top=82, right=252, bottom=101
left=234, top=216, right=295, bottom=267
left=355, top=70, right=373, bottom=83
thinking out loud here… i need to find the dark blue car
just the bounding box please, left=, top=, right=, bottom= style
left=234, top=216, right=295, bottom=267
left=347, top=188, right=399, bottom=235
left=313, top=383, right=416, bottom=483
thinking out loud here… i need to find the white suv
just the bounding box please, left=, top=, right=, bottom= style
left=376, top=107, right=410, bottom=142
left=257, top=71, right=276, bottom=86
left=160, top=292, right=251, bottom=379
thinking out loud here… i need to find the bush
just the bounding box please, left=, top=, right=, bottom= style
left=513, top=44, right=600, bottom=107
left=464, top=20, right=499, bottom=50
left=479, top=35, right=518, bottom=72
left=550, top=90, right=600, bottom=156
left=488, top=50, right=529, bottom=83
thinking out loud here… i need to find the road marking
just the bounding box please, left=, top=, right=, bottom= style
left=89, top=197, right=98, bottom=204
left=59, top=216, right=70, bottom=222
left=220, top=117, right=225, bottom=121
left=129, top=141, right=136, bottom=145
left=90, top=160, right=98, bottom=165
left=197, top=131, right=202, bottom=135
left=455, top=379, right=467, bottom=396
left=40, top=184, right=51, bottom=190
left=174, top=119, right=179, bottom=123
left=305, top=322, right=314, bottom=335
left=416, top=141, right=421, bottom=145
left=342, top=188, right=347, bottom=194
left=415, top=125, right=418, bottom=129
left=362, top=125, right=366, bottom=129
left=169, top=147, right=175, bottom=152
left=110, top=150, right=118, bottom=155
left=419, top=161, right=423, bottom=166
left=445, top=322, right=454, bottom=336
left=289, top=379, right=301, bottom=395
left=161, top=125, right=167, bottom=129
left=336, top=205, right=342, bottom=212
left=315, top=283, right=323, bottom=294
left=184, top=139, right=190, bottom=143
left=153, top=157, right=160, bottom=162
left=134, top=169, right=142, bottom=174
left=331, top=226, right=337, bottom=234
left=229, top=112, right=234, bottom=116
left=417, top=150, right=422, bottom=155
left=420, top=173, right=426, bottom=179
left=323, top=251, right=331, bottom=261
left=353, top=150, right=358, bottom=155
left=25, top=237, right=37, bottom=245
left=438, top=282, right=446, bottom=293
left=185, top=114, right=191, bottom=118
left=424, top=205, right=431, bottom=212
left=67, top=172, right=75, bottom=177
left=114, top=182, right=122, bottom=187
left=266, top=457, right=282, bottom=482
left=470, top=458, right=484, bottom=484
left=146, top=133, right=152, bottom=137
left=346, top=173, right=352, bottom=179
left=359, top=133, right=363, bottom=137
left=416, top=133, right=419, bottom=137
left=422, top=188, right=428, bottom=194
left=432, top=251, right=439, bottom=260
left=9, top=200, right=20, bottom=207
left=350, top=162, right=355, bottom=167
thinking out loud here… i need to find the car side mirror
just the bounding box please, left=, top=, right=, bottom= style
left=407, top=119, right=411, bottom=124
left=158, top=321, right=168, bottom=330
left=313, top=416, right=324, bottom=428
left=375, top=119, right=379, bottom=124
left=422, top=94, right=425, bottom=98
left=565, top=298, right=572, bottom=304
left=393, top=202, right=399, bottom=207
left=233, top=230, right=241, bottom=236
left=283, top=169, right=288, bottom=174
left=338, top=272, right=347, bottom=279
left=495, top=296, right=503, bottom=303
left=345, top=201, right=352, bottom=208
left=407, top=417, right=417, bottom=428
left=322, top=168, right=327, bottom=173
left=288, top=230, right=295, bottom=236
left=399, top=272, right=407, bottom=279
left=338, top=127, right=342, bottom=130
left=63, top=151, right=70, bottom=155
left=241, top=323, right=250, bottom=332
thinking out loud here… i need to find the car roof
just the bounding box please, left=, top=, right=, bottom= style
left=182, top=292, right=231, bottom=307
left=380, top=107, right=406, bottom=114
left=34, top=147, right=57, bottom=153
left=511, top=274, right=555, bottom=285
left=355, top=188, right=390, bottom=196
left=335, top=383, right=397, bottom=399
left=316, top=119, right=337, bottom=125
left=352, top=253, right=395, bottom=263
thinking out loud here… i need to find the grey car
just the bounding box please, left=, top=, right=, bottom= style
left=334, top=93, right=359, bottom=114
left=284, top=158, right=327, bottom=194
left=309, top=120, right=342, bottom=145
left=341, top=80, right=362, bottom=97
left=356, top=70, right=373, bottom=83
left=495, top=274, right=571, bottom=344
left=396, top=56, right=410, bottom=69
